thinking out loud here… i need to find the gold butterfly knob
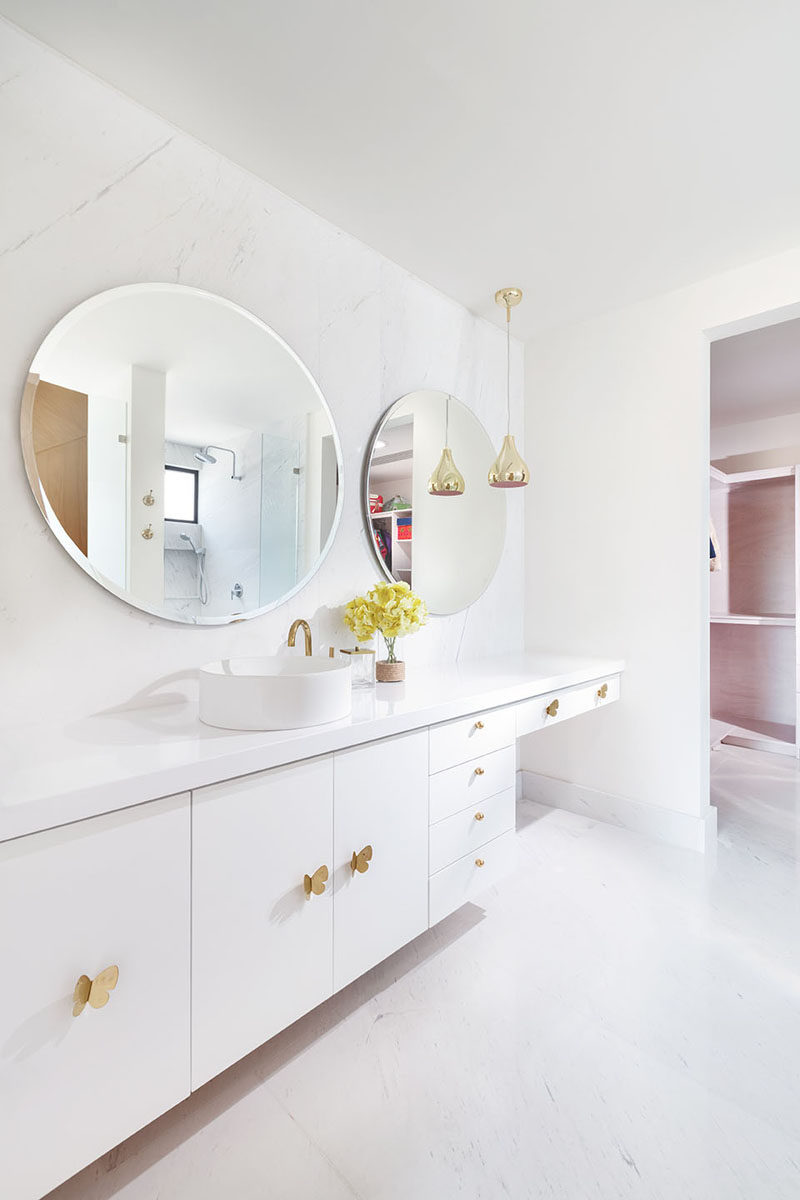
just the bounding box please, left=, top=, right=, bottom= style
left=475, top=858, right=485, bottom=868
left=72, top=965, right=119, bottom=1017
left=351, top=845, right=373, bottom=874
left=474, top=766, right=485, bottom=776
left=303, top=864, right=329, bottom=899
left=474, top=811, right=485, bottom=821
left=474, top=720, right=485, bottom=730
left=545, top=698, right=559, bottom=718
left=597, top=683, right=608, bottom=700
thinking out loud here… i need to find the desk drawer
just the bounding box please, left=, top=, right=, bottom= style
left=429, top=830, right=516, bottom=926
left=429, top=706, right=516, bottom=774
left=429, top=744, right=516, bottom=824
left=429, top=787, right=515, bottom=875
left=516, top=675, right=620, bottom=738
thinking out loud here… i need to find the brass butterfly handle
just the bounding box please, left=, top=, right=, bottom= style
left=545, top=698, right=559, bottom=718
left=474, top=720, right=485, bottom=730
left=474, top=811, right=485, bottom=821
left=597, top=683, right=608, bottom=700
left=72, top=965, right=119, bottom=1018
left=303, top=864, right=329, bottom=899
left=474, top=766, right=485, bottom=776
left=351, top=845, right=373, bottom=874
left=475, top=858, right=485, bottom=868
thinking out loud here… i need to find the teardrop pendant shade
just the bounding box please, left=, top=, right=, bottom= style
left=488, top=434, right=530, bottom=489
left=428, top=447, right=465, bottom=496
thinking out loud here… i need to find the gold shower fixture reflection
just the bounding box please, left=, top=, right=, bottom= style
left=488, top=287, right=530, bottom=489
left=427, top=392, right=465, bottom=496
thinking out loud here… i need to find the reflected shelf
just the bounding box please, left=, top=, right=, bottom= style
left=710, top=614, right=795, bottom=626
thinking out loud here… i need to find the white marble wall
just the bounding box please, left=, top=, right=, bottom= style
left=0, top=21, right=524, bottom=731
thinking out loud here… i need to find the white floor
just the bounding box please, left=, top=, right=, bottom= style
left=47, top=746, right=800, bottom=1200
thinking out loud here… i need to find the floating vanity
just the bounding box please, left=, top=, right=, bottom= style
left=1, top=652, right=621, bottom=1200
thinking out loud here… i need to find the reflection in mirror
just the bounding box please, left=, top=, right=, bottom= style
left=364, top=390, right=506, bottom=615
left=21, top=284, right=342, bottom=624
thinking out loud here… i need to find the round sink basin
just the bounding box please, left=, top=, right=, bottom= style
left=199, top=656, right=352, bottom=731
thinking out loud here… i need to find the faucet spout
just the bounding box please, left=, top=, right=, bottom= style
left=288, top=618, right=313, bottom=656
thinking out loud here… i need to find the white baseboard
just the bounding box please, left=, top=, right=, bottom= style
left=518, top=770, right=717, bottom=854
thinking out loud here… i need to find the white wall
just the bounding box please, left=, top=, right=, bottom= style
left=0, top=23, right=523, bottom=731
left=522, top=245, right=800, bottom=833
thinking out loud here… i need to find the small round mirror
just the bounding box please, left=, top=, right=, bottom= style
left=364, top=390, right=506, bottom=614
left=21, top=284, right=343, bottom=624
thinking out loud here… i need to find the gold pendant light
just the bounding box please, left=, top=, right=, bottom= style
left=428, top=392, right=465, bottom=496
left=489, top=287, right=530, bottom=489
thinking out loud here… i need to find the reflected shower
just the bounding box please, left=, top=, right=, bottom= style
left=194, top=445, right=242, bottom=480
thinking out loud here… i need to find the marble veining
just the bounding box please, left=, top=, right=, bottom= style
left=0, top=21, right=524, bottom=734
left=44, top=744, right=800, bottom=1199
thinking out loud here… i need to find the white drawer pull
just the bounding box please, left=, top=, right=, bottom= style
left=72, top=965, right=119, bottom=1017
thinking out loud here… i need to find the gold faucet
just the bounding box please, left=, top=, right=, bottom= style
left=288, top=618, right=313, bottom=656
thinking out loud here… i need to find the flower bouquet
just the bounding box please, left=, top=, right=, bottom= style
left=343, top=581, right=428, bottom=682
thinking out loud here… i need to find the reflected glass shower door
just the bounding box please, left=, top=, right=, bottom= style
left=259, top=434, right=300, bottom=606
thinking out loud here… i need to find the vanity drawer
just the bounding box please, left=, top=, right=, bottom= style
left=429, top=744, right=516, bottom=824
left=429, top=705, right=516, bottom=774
left=516, top=675, right=620, bottom=738
left=429, top=787, right=516, bottom=875
left=0, top=795, right=191, bottom=1200
left=429, top=830, right=517, bottom=926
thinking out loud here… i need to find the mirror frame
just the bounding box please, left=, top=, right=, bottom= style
left=362, top=390, right=506, bottom=615
left=20, top=283, right=345, bottom=625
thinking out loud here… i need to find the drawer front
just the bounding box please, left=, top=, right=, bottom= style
left=429, top=705, right=516, bottom=774
left=0, top=795, right=191, bottom=1200
left=516, top=674, right=620, bottom=738
left=429, top=830, right=517, bottom=927
left=192, top=757, right=334, bottom=1089
left=429, top=744, right=516, bottom=825
left=429, top=787, right=516, bottom=875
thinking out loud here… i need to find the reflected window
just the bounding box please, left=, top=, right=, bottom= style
left=164, top=465, right=199, bottom=523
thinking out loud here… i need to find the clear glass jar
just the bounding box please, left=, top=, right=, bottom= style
left=340, top=647, right=376, bottom=688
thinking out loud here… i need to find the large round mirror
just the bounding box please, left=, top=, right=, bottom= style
left=364, top=390, right=506, bottom=614
left=21, top=284, right=342, bottom=624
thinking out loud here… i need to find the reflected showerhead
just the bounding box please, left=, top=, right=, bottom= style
left=193, top=445, right=242, bottom=479
left=180, top=532, right=205, bottom=557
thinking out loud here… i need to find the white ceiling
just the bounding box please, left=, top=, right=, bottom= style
left=6, top=1, right=800, bottom=338
left=711, top=316, right=800, bottom=428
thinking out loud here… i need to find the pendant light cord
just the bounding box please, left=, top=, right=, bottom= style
left=446, top=393, right=450, bottom=445
left=506, top=306, right=511, bottom=435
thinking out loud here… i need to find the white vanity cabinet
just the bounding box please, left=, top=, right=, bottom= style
left=0, top=795, right=191, bottom=1200
left=1, top=655, right=623, bottom=1198
left=191, top=755, right=335, bottom=1088
left=333, top=731, right=429, bottom=991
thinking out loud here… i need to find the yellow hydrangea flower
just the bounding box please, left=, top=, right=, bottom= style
left=342, top=581, right=428, bottom=660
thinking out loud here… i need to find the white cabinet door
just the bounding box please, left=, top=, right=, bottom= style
left=0, top=795, right=190, bottom=1200
left=333, top=731, right=429, bottom=991
left=192, top=757, right=334, bottom=1088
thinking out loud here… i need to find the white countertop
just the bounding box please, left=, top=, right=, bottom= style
left=0, top=653, right=623, bottom=843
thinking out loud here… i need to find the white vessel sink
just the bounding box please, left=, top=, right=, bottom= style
left=199, top=657, right=352, bottom=731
